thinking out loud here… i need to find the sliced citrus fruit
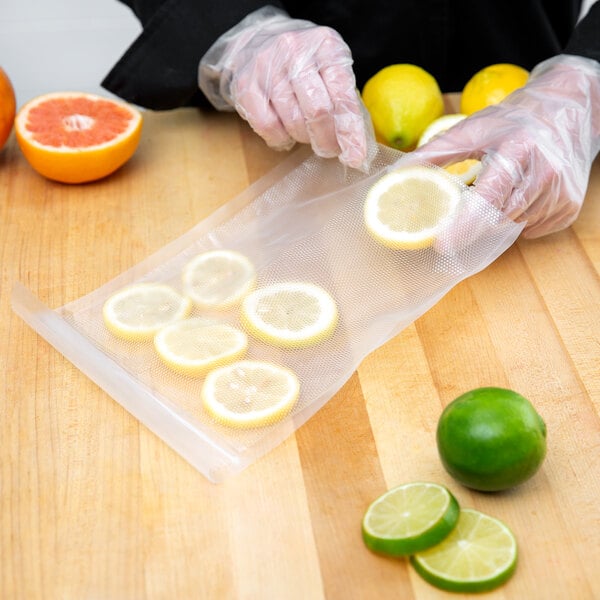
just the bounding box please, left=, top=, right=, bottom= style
left=240, top=281, right=338, bottom=348
left=364, top=165, right=461, bottom=249
left=362, top=482, right=460, bottom=557
left=411, top=508, right=518, bottom=593
left=417, top=113, right=467, bottom=147
left=444, top=159, right=482, bottom=185
left=182, top=250, right=256, bottom=310
left=103, top=283, right=191, bottom=341
left=14, top=91, right=142, bottom=183
left=417, top=114, right=482, bottom=185
left=201, top=360, right=300, bottom=428
left=154, top=317, right=248, bottom=377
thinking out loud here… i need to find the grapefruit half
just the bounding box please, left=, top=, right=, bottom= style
left=15, top=92, right=142, bottom=183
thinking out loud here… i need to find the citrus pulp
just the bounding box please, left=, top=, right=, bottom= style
left=436, top=387, right=547, bottom=491
left=361, top=64, right=444, bottom=151
left=15, top=91, right=142, bottom=183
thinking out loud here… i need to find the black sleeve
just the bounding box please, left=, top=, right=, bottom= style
left=102, top=1, right=285, bottom=110
left=563, top=2, right=600, bottom=63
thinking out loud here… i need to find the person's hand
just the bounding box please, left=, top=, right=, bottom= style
left=199, top=6, right=372, bottom=170
left=412, top=55, right=600, bottom=238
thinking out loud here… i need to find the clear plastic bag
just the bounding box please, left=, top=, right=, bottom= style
left=12, top=144, right=523, bottom=482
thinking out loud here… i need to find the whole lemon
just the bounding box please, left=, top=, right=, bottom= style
left=437, top=387, right=547, bottom=492
left=362, top=64, right=444, bottom=151
left=460, top=63, right=529, bottom=115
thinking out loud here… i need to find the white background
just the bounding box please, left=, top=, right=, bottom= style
left=0, top=0, right=140, bottom=108
left=1, top=0, right=597, bottom=109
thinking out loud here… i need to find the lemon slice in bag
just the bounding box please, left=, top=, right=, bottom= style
left=103, top=283, right=192, bottom=341
left=201, top=360, right=300, bottom=428
left=364, top=165, right=461, bottom=250
left=182, top=249, right=256, bottom=310
left=154, top=318, right=248, bottom=376
left=241, top=282, right=338, bottom=348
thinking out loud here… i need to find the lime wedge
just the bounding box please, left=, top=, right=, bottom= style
left=362, top=482, right=459, bottom=557
left=410, top=508, right=518, bottom=593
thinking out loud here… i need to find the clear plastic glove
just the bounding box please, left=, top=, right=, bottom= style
left=411, top=55, right=600, bottom=238
left=198, top=6, right=374, bottom=170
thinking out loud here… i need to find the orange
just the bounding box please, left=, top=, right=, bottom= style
left=460, top=64, right=529, bottom=115
left=15, top=92, right=142, bottom=183
left=436, top=387, right=547, bottom=492
left=0, top=67, right=16, bottom=151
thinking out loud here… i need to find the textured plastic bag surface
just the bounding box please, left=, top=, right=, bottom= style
left=13, top=144, right=523, bottom=482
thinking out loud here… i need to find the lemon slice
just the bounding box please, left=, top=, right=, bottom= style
left=153, top=317, right=248, bottom=377
left=417, top=113, right=467, bottom=147
left=411, top=508, right=518, bottom=593
left=240, top=282, right=338, bottom=348
left=417, top=114, right=483, bottom=185
left=103, top=283, right=192, bottom=341
left=364, top=165, right=461, bottom=249
left=362, top=482, right=460, bottom=557
left=182, top=249, right=256, bottom=310
left=444, top=159, right=482, bottom=185
left=201, top=360, right=300, bottom=428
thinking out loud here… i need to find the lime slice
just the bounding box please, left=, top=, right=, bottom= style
left=154, top=317, right=248, bottom=377
left=362, top=482, right=460, bottom=557
left=201, top=360, right=300, bottom=428
left=410, top=508, right=518, bottom=593
left=241, top=282, right=338, bottom=348
left=103, top=283, right=192, bottom=341
left=364, top=165, right=461, bottom=249
left=182, top=249, right=256, bottom=310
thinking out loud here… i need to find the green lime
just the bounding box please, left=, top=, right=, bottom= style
left=437, top=387, right=547, bottom=492
left=362, top=482, right=460, bottom=557
left=410, top=508, right=518, bottom=593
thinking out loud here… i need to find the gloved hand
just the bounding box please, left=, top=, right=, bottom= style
left=412, top=54, right=600, bottom=238
left=198, top=6, right=373, bottom=170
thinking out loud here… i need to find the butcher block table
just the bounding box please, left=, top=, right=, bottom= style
left=1, top=97, right=599, bottom=600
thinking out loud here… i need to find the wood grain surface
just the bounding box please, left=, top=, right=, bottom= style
left=1, top=101, right=599, bottom=600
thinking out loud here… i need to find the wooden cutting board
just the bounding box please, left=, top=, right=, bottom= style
left=1, top=101, right=599, bottom=599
